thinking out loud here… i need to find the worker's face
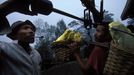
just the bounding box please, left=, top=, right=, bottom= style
left=94, top=25, right=105, bottom=42
left=16, top=24, right=35, bottom=43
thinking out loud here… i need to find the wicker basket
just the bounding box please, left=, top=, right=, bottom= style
left=103, top=42, right=134, bottom=75
left=51, top=41, right=79, bottom=62
left=54, top=47, right=74, bottom=62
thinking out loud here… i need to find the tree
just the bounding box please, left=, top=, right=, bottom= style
left=34, top=18, right=45, bottom=29
left=56, top=19, right=67, bottom=37
left=103, top=11, right=114, bottom=22
left=34, top=19, right=67, bottom=49
left=34, top=18, right=67, bottom=69
left=34, top=19, right=55, bottom=69
left=68, top=20, right=80, bottom=27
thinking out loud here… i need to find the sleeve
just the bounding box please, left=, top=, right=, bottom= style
left=38, top=52, right=42, bottom=65
left=35, top=50, right=42, bottom=64
left=0, top=46, right=1, bottom=54
left=36, top=51, right=42, bottom=75
left=0, top=41, right=6, bottom=58
left=33, top=49, right=42, bottom=75
left=0, top=42, right=4, bottom=54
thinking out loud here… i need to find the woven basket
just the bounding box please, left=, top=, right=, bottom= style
left=103, top=42, right=134, bottom=75
left=54, top=47, right=74, bottom=62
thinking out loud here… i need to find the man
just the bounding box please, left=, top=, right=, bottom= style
left=69, top=22, right=112, bottom=75
left=0, top=20, right=41, bottom=75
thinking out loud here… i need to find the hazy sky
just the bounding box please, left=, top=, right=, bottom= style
left=0, top=0, right=127, bottom=42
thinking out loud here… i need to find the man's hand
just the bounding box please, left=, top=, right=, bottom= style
left=67, top=42, right=80, bottom=54
left=0, top=0, right=37, bottom=16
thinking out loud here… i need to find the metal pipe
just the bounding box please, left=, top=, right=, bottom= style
left=100, top=0, right=104, bottom=21
left=53, top=8, right=84, bottom=22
